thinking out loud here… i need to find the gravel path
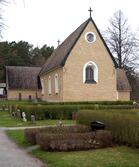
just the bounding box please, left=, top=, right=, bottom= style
left=0, top=128, right=47, bottom=167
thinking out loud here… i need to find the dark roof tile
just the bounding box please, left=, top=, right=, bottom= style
left=6, top=66, right=41, bottom=90
left=116, top=68, right=131, bottom=91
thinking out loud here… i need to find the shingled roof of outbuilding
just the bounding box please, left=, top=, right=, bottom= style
left=39, top=17, right=118, bottom=76
left=116, top=68, right=132, bottom=91
left=6, top=66, right=41, bottom=90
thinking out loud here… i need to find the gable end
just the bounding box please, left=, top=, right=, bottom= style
left=39, top=17, right=118, bottom=76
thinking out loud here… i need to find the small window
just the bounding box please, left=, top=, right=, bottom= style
left=55, top=74, right=59, bottom=94
left=41, top=79, right=44, bottom=95
left=48, top=76, right=51, bottom=95
left=85, top=32, right=96, bottom=43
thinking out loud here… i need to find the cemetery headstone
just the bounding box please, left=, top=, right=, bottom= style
left=22, top=112, right=27, bottom=122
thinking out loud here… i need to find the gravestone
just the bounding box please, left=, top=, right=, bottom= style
left=22, top=112, right=27, bottom=122
left=31, top=115, right=35, bottom=124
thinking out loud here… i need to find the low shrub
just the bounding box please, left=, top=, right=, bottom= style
left=79, top=104, right=133, bottom=110
left=19, top=105, right=78, bottom=120
left=25, top=128, right=41, bottom=145
left=24, top=125, right=91, bottom=145
left=36, top=130, right=112, bottom=151
left=77, top=110, right=139, bottom=147
left=18, top=104, right=134, bottom=121
left=33, top=100, right=133, bottom=106
left=0, top=100, right=133, bottom=107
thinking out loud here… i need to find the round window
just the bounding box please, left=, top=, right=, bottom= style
left=85, top=32, right=96, bottom=43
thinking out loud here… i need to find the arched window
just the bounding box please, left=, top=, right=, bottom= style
left=83, top=61, right=98, bottom=83
left=48, top=76, right=51, bottom=95
left=55, top=74, right=59, bottom=94
left=86, top=66, right=94, bottom=82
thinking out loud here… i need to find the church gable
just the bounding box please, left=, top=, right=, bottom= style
left=39, top=17, right=117, bottom=77
left=62, top=19, right=118, bottom=101
left=64, top=19, right=117, bottom=70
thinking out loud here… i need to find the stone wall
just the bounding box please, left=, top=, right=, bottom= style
left=40, top=68, right=63, bottom=102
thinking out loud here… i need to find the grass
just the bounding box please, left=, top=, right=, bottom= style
left=0, top=111, right=75, bottom=127
left=0, top=100, right=31, bottom=105
left=6, top=129, right=139, bottom=167
left=6, top=130, right=31, bottom=147
left=32, top=147, right=139, bottom=167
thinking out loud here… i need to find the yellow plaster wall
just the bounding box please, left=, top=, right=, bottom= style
left=7, top=90, right=41, bottom=100
left=40, top=68, right=63, bottom=102
left=118, top=92, right=130, bottom=101
left=63, top=21, right=118, bottom=101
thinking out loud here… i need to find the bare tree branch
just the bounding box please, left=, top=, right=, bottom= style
left=0, top=0, right=6, bottom=38
left=103, top=10, right=139, bottom=72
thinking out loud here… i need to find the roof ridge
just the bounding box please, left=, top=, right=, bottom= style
left=39, top=17, right=118, bottom=76
left=39, top=18, right=90, bottom=76
left=61, top=18, right=90, bottom=66
left=60, top=18, right=90, bottom=47
left=89, top=17, right=118, bottom=67
left=6, top=66, right=41, bottom=68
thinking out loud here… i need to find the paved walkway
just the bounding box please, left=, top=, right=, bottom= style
left=0, top=128, right=47, bottom=167
left=6, top=125, right=52, bottom=130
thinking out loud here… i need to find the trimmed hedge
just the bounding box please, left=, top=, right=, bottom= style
left=25, top=125, right=91, bottom=145
left=36, top=130, right=112, bottom=151
left=25, top=128, right=40, bottom=145
left=0, top=100, right=133, bottom=107
left=17, top=104, right=134, bottom=121
left=18, top=105, right=78, bottom=120
left=31, top=100, right=133, bottom=106
left=77, top=110, right=139, bottom=147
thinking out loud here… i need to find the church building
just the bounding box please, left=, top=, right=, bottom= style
left=6, top=9, right=131, bottom=101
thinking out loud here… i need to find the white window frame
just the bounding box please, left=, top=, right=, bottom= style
left=41, top=79, right=44, bottom=95
left=0, top=88, right=4, bottom=95
left=85, top=32, right=96, bottom=43
left=48, top=76, right=52, bottom=95
left=55, top=74, right=59, bottom=94
left=83, top=61, right=98, bottom=83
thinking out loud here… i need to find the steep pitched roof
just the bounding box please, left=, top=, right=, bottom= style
left=6, top=66, right=41, bottom=90
left=116, top=69, right=131, bottom=91
left=130, top=77, right=139, bottom=100
left=39, top=17, right=117, bottom=76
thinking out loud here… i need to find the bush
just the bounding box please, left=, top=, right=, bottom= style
left=24, top=125, right=91, bottom=145
left=77, top=110, right=139, bottom=147
left=18, top=104, right=134, bottom=121
left=36, top=130, right=112, bottom=151
left=32, top=100, right=133, bottom=106
left=19, top=105, right=78, bottom=120
left=79, top=104, right=133, bottom=110
left=25, top=128, right=41, bottom=145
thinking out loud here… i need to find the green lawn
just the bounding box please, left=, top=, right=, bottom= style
left=32, top=147, right=139, bottom=167
left=0, top=111, right=75, bottom=127
left=6, top=130, right=31, bottom=147
left=6, top=129, right=139, bottom=167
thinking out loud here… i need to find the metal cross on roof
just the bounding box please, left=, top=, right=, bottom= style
left=88, top=7, right=93, bottom=18
left=57, top=40, right=60, bottom=46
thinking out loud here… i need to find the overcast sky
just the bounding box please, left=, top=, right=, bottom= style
left=1, top=0, right=139, bottom=47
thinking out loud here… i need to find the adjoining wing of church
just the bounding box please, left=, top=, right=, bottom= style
left=5, top=16, right=131, bottom=101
